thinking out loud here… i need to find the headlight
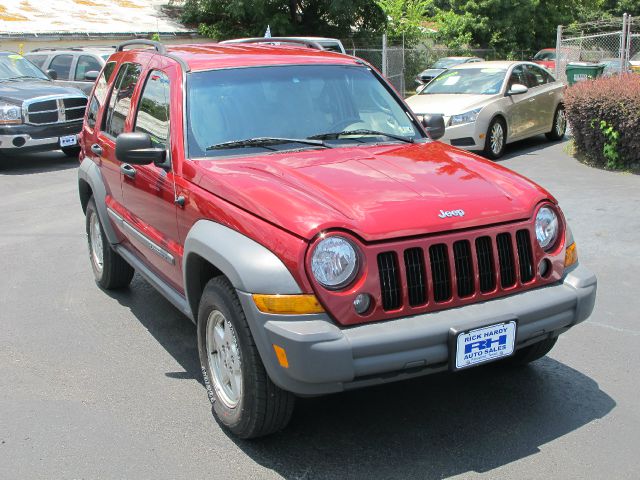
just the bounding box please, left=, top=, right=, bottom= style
left=449, top=108, right=481, bottom=126
left=311, top=236, right=359, bottom=289
left=0, top=101, right=23, bottom=125
left=535, top=206, right=559, bottom=250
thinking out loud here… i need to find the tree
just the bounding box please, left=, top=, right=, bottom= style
left=181, top=0, right=386, bottom=40
left=375, top=0, right=434, bottom=43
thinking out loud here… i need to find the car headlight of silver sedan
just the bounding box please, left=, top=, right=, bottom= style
left=0, top=101, right=23, bottom=125
left=311, top=236, right=359, bottom=289
left=449, top=108, right=481, bottom=126
left=535, top=206, right=559, bottom=251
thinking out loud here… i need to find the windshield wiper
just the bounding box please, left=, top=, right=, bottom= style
left=206, top=136, right=330, bottom=151
left=308, top=129, right=414, bottom=143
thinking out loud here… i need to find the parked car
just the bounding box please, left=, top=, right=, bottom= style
left=0, top=51, right=87, bottom=157
left=532, top=48, right=557, bottom=71
left=631, top=52, right=640, bottom=73
left=220, top=36, right=346, bottom=54
left=78, top=41, right=595, bottom=439
left=405, top=61, right=566, bottom=159
left=25, top=47, right=115, bottom=95
left=415, top=56, right=483, bottom=86
left=600, top=58, right=631, bottom=76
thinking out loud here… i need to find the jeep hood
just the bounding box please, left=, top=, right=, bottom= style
left=190, top=142, right=553, bottom=242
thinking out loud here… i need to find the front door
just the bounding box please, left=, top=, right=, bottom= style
left=119, top=69, right=183, bottom=291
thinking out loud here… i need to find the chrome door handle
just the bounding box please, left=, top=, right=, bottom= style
left=91, top=143, right=103, bottom=156
left=120, top=163, right=136, bottom=179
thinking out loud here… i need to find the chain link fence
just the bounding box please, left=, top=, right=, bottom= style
left=342, top=35, right=508, bottom=97
left=556, top=14, right=637, bottom=82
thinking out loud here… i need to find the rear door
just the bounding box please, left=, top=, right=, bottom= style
left=524, top=64, right=558, bottom=132
left=118, top=61, right=183, bottom=291
left=48, top=54, right=75, bottom=84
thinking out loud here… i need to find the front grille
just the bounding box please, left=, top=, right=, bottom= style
left=25, top=96, right=87, bottom=125
left=377, top=228, right=537, bottom=311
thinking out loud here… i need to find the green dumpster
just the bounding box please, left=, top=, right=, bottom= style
left=565, top=62, right=605, bottom=85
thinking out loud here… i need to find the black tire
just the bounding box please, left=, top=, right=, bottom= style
left=62, top=146, right=81, bottom=157
left=545, top=105, right=567, bottom=141
left=197, top=276, right=295, bottom=439
left=505, top=337, right=558, bottom=366
left=85, top=198, right=134, bottom=289
left=483, top=117, right=507, bottom=159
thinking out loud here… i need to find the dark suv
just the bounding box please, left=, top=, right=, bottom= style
left=0, top=52, right=87, bottom=158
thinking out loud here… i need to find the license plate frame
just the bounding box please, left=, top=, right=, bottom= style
left=59, top=135, right=77, bottom=148
left=450, top=319, right=517, bottom=371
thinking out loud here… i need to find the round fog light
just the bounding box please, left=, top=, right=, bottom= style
left=538, top=259, right=552, bottom=278
left=353, top=293, right=371, bottom=315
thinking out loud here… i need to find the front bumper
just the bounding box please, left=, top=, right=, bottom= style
left=440, top=120, right=485, bottom=150
left=0, top=121, right=82, bottom=152
left=239, top=263, right=597, bottom=395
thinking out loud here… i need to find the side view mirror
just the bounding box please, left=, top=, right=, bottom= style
left=507, top=83, right=528, bottom=95
left=416, top=84, right=427, bottom=94
left=116, top=132, right=166, bottom=165
left=84, top=70, right=99, bottom=81
left=421, top=114, right=446, bottom=141
left=46, top=69, right=58, bottom=80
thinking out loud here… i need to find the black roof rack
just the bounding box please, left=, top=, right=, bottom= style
left=221, top=37, right=325, bottom=50
left=116, top=39, right=167, bottom=54
left=115, top=39, right=191, bottom=73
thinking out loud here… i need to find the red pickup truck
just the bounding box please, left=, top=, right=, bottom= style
left=78, top=40, right=597, bottom=439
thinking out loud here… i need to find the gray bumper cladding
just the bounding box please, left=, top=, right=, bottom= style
left=239, top=263, right=597, bottom=396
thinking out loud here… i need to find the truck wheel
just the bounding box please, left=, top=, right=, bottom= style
left=545, top=105, right=567, bottom=141
left=483, top=117, right=506, bottom=159
left=85, top=198, right=134, bottom=289
left=197, top=276, right=295, bottom=439
left=62, top=146, right=81, bottom=157
left=506, top=337, right=558, bottom=366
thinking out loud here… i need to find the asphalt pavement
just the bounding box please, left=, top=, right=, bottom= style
left=1, top=137, right=639, bottom=479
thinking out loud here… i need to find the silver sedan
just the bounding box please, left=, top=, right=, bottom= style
left=405, top=61, right=567, bottom=159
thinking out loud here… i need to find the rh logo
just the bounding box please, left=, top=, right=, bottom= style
left=464, top=334, right=508, bottom=354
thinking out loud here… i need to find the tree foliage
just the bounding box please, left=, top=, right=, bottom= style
left=181, top=0, right=386, bottom=40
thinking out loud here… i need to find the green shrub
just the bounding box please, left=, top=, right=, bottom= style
left=564, top=74, right=640, bottom=171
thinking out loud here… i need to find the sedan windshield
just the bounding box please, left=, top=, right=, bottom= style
left=420, top=68, right=507, bottom=95
left=432, top=58, right=466, bottom=69
left=187, top=65, right=422, bottom=158
left=0, top=52, right=48, bottom=81
left=534, top=51, right=556, bottom=61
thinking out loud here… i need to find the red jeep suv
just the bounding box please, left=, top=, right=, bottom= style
left=78, top=40, right=597, bottom=439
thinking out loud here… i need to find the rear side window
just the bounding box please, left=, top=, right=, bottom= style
left=102, top=62, right=142, bottom=138
left=507, top=65, right=527, bottom=89
left=75, top=55, right=102, bottom=81
left=86, top=61, right=116, bottom=129
left=49, top=54, right=73, bottom=80
left=134, top=70, right=170, bottom=149
left=26, top=54, right=48, bottom=68
left=525, top=65, right=547, bottom=87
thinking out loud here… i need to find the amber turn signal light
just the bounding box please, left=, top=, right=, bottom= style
left=252, top=294, right=325, bottom=315
left=565, top=242, right=578, bottom=267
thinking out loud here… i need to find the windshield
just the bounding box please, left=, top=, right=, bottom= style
left=187, top=65, right=422, bottom=158
left=420, top=67, right=506, bottom=95
left=534, top=51, right=556, bottom=61
left=0, top=53, right=48, bottom=81
left=432, top=58, right=466, bottom=69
